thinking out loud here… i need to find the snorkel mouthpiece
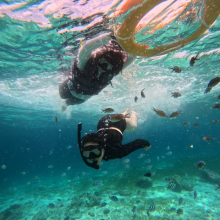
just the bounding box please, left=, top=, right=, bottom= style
left=77, top=122, right=99, bottom=169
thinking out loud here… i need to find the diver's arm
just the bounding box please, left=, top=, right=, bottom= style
left=78, top=33, right=111, bottom=70
left=118, top=139, right=151, bottom=158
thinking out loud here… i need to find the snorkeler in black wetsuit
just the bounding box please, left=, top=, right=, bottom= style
left=78, top=111, right=151, bottom=169
left=59, top=33, right=134, bottom=106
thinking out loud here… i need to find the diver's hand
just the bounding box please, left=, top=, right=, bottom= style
left=144, top=145, right=151, bottom=151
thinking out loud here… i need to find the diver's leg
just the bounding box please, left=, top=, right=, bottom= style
left=124, top=110, right=137, bottom=131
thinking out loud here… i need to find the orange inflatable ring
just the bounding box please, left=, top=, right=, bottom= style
left=116, top=0, right=220, bottom=57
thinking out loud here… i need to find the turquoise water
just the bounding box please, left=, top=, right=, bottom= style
left=0, top=0, right=220, bottom=219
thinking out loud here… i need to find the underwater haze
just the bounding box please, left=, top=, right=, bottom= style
left=0, top=0, right=220, bottom=219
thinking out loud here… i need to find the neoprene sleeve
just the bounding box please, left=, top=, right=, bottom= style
left=119, top=139, right=150, bottom=158
left=103, top=139, right=150, bottom=160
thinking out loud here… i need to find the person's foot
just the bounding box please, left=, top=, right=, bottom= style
left=144, top=145, right=151, bottom=151
left=130, top=110, right=138, bottom=116
left=62, top=105, right=67, bottom=111
left=122, top=108, right=130, bottom=115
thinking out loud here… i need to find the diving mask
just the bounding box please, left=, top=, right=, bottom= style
left=83, top=145, right=102, bottom=159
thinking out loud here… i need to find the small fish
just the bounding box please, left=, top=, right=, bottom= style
left=176, top=208, right=183, bottom=216
left=138, top=153, right=145, bottom=158
left=152, top=107, right=168, bottom=118
left=166, top=151, right=172, bottom=155
left=203, top=136, right=213, bottom=141
left=215, top=185, right=220, bottom=190
left=102, top=170, right=108, bottom=174
left=212, top=103, right=220, bottom=109
left=147, top=165, right=153, bottom=169
left=164, top=177, right=174, bottom=182
left=218, top=94, right=220, bottom=100
left=117, top=173, right=122, bottom=178
left=66, top=145, right=72, bottom=149
left=109, top=196, right=118, bottom=202
left=167, top=182, right=176, bottom=190
left=166, top=146, right=170, bottom=150
left=190, top=145, right=193, bottom=148
left=209, top=172, right=216, bottom=178
left=144, top=159, right=151, bottom=163
left=190, top=53, right=199, bottom=66
left=92, top=180, right=102, bottom=187
left=134, top=96, right=138, bottom=102
left=82, top=172, right=87, bottom=177
left=171, top=92, right=181, bottom=98
left=61, top=172, right=66, bottom=177
left=144, top=172, right=152, bottom=177
left=182, top=122, right=189, bottom=125
left=212, top=119, right=219, bottom=124
left=194, top=190, right=197, bottom=199
left=141, top=89, right=145, bottom=98
left=195, top=160, right=206, bottom=168
left=179, top=197, right=184, bottom=206
left=193, top=123, right=199, bottom=127
left=101, top=202, right=107, bottom=207
left=204, top=76, right=220, bottom=93
left=151, top=171, right=156, bottom=176
left=108, top=113, right=130, bottom=122
left=123, top=158, right=130, bottom=163
left=1, top=164, right=6, bottom=169
left=102, top=108, right=114, bottom=113
left=48, top=165, right=54, bottom=169
left=55, top=116, right=58, bottom=123
left=21, top=172, right=26, bottom=175
left=147, top=205, right=156, bottom=212
left=171, top=66, right=181, bottom=73
left=170, top=110, right=182, bottom=119
left=170, top=207, right=176, bottom=212
left=67, top=166, right=71, bottom=171
left=132, top=206, right=137, bottom=213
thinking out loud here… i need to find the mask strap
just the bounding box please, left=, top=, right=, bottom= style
left=77, top=123, right=99, bottom=169
left=96, top=149, right=104, bottom=165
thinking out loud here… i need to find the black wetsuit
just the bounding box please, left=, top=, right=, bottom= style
left=97, top=115, right=151, bottom=160
left=59, top=44, right=127, bottom=105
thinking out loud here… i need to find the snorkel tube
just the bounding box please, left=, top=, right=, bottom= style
left=116, top=0, right=220, bottom=57
left=77, top=123, right=99, bottom=169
